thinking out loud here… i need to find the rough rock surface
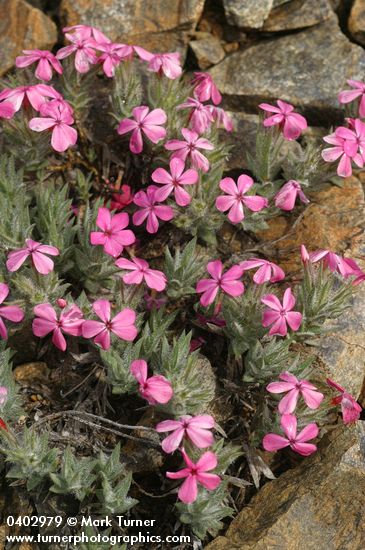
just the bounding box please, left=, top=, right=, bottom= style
left=207, top=423, right=365, bottom=549
left=257, top=175, right=365, bottom=396
left=60, top=0, right=205, bottom=55
left=223, top=0, right=273, bottom=29
left=224, top=111, right=301, bottom=170
left=349, top=0, right=365, bottom=46
left=210, top=16, right=365, bottom=124
left=263, top=0, right=333, bottom=31
left=190, top=35, right=226, bottom=69
left=0, top=0, right=57, bottom=76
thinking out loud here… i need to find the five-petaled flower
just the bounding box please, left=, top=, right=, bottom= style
left=117, top=106, right=167, bottom=154
left=56, top=29, right=98, bottom=73
left=97, top=42, right=133, bottom=77
left=165, top=128, right=214, bottom=173
left=267, top=372, right=324, bottom=414
left=32, top=303, right=84, bottom=351
left=115, top=257, right=167, bottom=291
left=263, top=414, right=319, bottom=456
left=29, top=99, right=77, bottom=152
left=192, top=72, right=222, bottom=105
left=196, top=260, right=244, bottom=307
left=326, top=378, right=362, bottom=424
left=166, top=449, right=221, bottom=504
left=215, top=175, right=268, bottom=223
left=156, top=415, right=215, bottom=454
left=309, top=249, right=360, bottom=277
left=274, top=180, right=309, bottom=211
left=0, top=84, right=61, bottom=112
left=82, top=300, right=137, bottom=350
left=338, top=79, right=365, bottom=117
left=16, top=50, right=63, bottom=81
left=132, top=185, right=174, bottom=234
left=6, top=239, right=59, bottom=275
left=152, top=157, right=198, bottom=206
left=259, top=100, right=307, bottom=140
left=177, top=97, right=214, bottom=134
left=90, top=207, right=135, bottom=257
left=134, top=48, right=182, bottom=79
left=130, top=359, right=173, bottom=405
left=322, top=119, right=365, bottom=177
left=240, top=258, right=285, bottom=284
left=261, top=288, right=302, bottom=337
left=0, top=283, right=24, bottom=340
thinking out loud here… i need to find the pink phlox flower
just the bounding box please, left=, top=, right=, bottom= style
left=134, top=47, right=182, bottom=79
left=166, top=448, right=221, bottom=504
left=192, top=72, right=222, bottom=105
left=322, top=119, right=365, bottom=177
left=216, top=175, right=268, bottom=223
left=261, top=288, right=302, bottom=337
left=0, top=84, right=61, bottom=112
left=117, top=105, right=167, bottom=154
left=240, top=258, right=285, bottom=284
left=326, top=378, right=362, bottom=424
left=208, top=106, right=233, bottom=132
left=196, top=260, right=244, bottom=307
left=115, top=256, right=167, bottom=291
left=151, top=157, right=198, bottom=206
left=275, top=180, right=309, bottom=211
left=196, top=311, right=226, bottom=328
left=57, top=30, right=98, bottom=73
left=29, top=99, right=77, bottom=152
left=259, top=100, right=307, bottom=140
left=90, top=207, right=135, bottom=257
left=338, top=79, right=365, bottom=117
left=110, top=184, right=134, bottom=211
left=177, top=97, right=214, bottom=134
left=156, top=414, right=215, bottom=453
left=32, top=303, right=83, bottom=351
left=82, top=300, right=137, bottom=350
left=130, top=359, right=173, bottom=404
left=132, top=185, right=174, bottom=234
left=165, top=128, right=214, bottom=173
left=0, top=283, right=24, bottom=340
left=62, top=25, right=110, bottom=44
left=6, top=239, right=59, bottom=275
left=308, top=249, right=361, bottom=277
left=263, top=414, right=319, bottom=456
left=0, top=386, right=8, bottom=407
left=0, top=101, right=15, bottom=119
left=267, top=371, right=324, bottom=414
left=97, top=42, right=134, bottom=77
left=16, top=50, right=63, bottom=81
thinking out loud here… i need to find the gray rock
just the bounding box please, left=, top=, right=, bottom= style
left=223, top=0, right=273, bottom=29
left=210, top=16, right=365, bottom=124
left=349, top=0, right=365, bottom=46
left=263, top=0, right=333, bottom=31
left=207, top=423, right=365, bottom=550
left=190, top=35, right=226, bottom=69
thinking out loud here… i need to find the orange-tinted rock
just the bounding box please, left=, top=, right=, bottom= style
left=257, top=176, right=365, bottom=274
left=0, top=0, right=57, bottom=76
left=207, top=423, right=365, bottom=549
left=60, top=0, right=205, bottom=55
